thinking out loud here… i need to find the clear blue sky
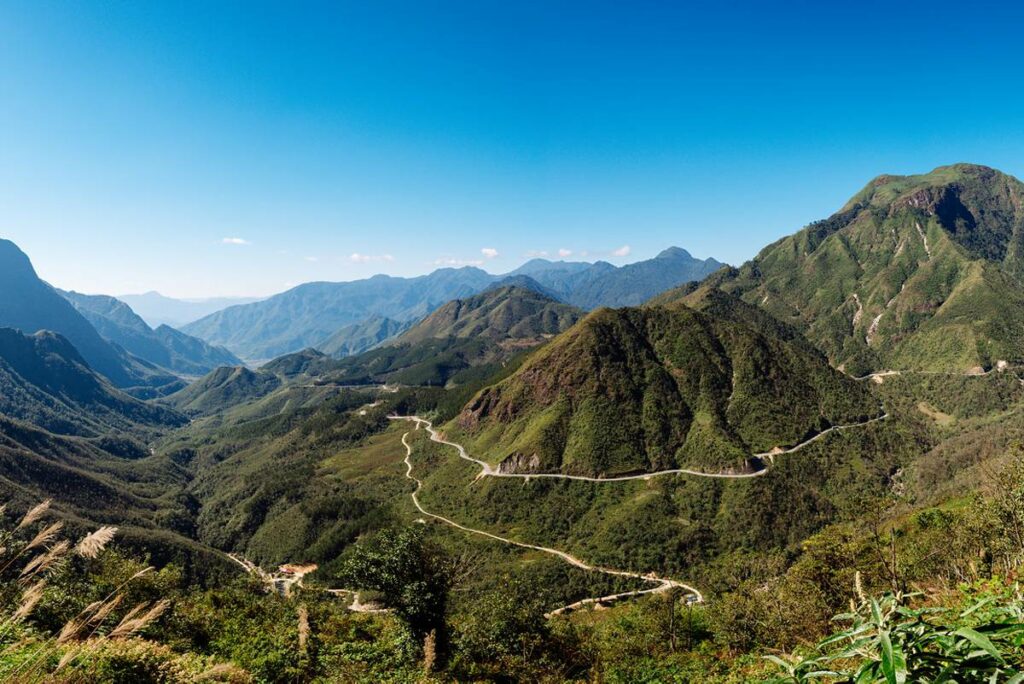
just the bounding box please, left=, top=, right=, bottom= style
left=3, top=1, right=1024, bottom=298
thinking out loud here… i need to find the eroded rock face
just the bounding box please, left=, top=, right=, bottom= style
left=497, top=452, right=542, bottom=474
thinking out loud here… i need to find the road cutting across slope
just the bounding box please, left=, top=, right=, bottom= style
left=399, top=429, right=702, bottom=616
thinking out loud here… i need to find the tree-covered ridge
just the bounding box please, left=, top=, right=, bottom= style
left=162, top=348, right=342, bottom=417
left=0, top=327, right=184, bottom=437
left=315, top=315, right=413, bottom=357
left=452, top=290, right=877, bottom=477
left=704, top=164, right=1024, bottom=375
left=392, top=283, right=582, bottom=345
left=322, top=285, right=582, bottom=388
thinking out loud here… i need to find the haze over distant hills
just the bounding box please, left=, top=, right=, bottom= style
left=117, top=291, right=264, bottom=328
left=183, top=247, right=723, bottom=361
left=59, top=290, right=243, bottom=376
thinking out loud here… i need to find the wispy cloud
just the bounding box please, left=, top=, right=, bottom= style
left=350, top=252, right=395, bottom=264
left=611, top=245, right=631, bottom=257
left=558, top=248, right=572, bottom=258
left=481, top=247, right=500, bottom=259
left=434, top=256, right=484, bottom=267
left=222, top=237, right=251, bottom=245
left=305, top=256, right=319, bottom=262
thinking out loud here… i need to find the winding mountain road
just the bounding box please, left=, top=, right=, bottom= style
left=399, top=429, right=703, bottom=616
left=393, top=409, right=887, bottom=615
left=389, top=412, right=889, bottom=482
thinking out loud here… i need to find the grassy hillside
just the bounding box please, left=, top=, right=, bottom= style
left=163, top=348, right=344, bottom=417
left=451, top=290, right=877, bottom=476
left=703, top=164, right=1024, bottom=375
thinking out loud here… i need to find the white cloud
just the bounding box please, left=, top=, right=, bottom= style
left=434, top=256, right=484, bottom=267
left=558, top=248, right=572, bottom=258
left=611, top=245, right=631, bottom=257
left=222, top=237, right=250, bottom=245
left=481, top=247, right=500, bottom=259
left=350, top=253, right=394, bottom=264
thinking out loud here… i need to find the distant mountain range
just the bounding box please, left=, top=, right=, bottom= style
left=116, top=291, right=264, bottom=328
left=59, top=290, right=243, bottom=376
left=183, top=247, right=724, bottom=361
left=0, top=239, right=183, bottom=396
left=508, top=246, right=724, bottom=309
left=324, top=282, right=584, bottom=387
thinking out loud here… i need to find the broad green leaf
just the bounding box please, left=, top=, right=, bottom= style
left=955, top=627, right=1005, bottom=663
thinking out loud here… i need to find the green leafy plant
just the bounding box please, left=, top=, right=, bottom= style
left=766, top=580, right=1024, bottom=683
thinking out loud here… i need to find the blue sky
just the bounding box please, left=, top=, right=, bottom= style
left=3, top=1, right=1024, bottom=298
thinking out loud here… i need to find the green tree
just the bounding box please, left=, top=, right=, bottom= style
left=339, top=527, right=450, bottom=667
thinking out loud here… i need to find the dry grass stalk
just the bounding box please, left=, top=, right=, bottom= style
left=109, top=600, right=169, bottom=639
left=87, top=595, right=124, bottom=632
left=422, top=628, right=437, bottom=672
left=25, top=521, right=64, bottom=552
left=20, top=540, right=69, bottom=580
left=55, top=643, right=84, bottom=672
left=11, top=581, right=46, bottom=623
left=74, top=526, right=117, bottom=559
left=16, top=500, right=51, bottom=530
left=297, top=604, right=309, bottom=652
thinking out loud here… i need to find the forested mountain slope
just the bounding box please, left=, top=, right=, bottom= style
left=706, top=164, right=1024, bottom=375
left=323, top=284, right=583, bottom=387
left=453, top=289, right=877, bottom=476
left=0, top=327, right=184, bottom=437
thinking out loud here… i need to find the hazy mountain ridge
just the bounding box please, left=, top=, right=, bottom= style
left=182, top=267, right=498, bottom=361
left=183, top=249, right=724, bottom=361
left=315, top=316, right=414, bottom=358
left=60, top=290, right=243, bottom=376
left=117, top=291, right=264, bottom=328
left=0, top=239, right=183, bottom=395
